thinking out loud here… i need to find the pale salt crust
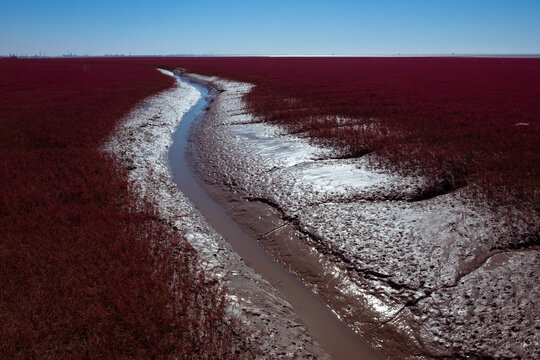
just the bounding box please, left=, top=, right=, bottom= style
left=104, top=69, right=328, bottom=359
left=188, top=73, right=539, bottom=359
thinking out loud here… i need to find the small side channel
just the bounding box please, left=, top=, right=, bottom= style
left=168, top=75, right=381, bottom=360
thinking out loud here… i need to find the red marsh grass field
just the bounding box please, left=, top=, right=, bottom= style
left=150, top=57, right=540, bottom=209
left=0, top=59, right=239, bottom=358
left=1, top=56, right=539, bottom=357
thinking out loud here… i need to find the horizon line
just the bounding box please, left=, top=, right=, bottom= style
left=3, top=53, right=540, bottom=59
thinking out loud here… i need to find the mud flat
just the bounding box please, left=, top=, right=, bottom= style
left=105, top=70, right=330, bottom=359
left=185, top=72, right=539, bottom=359
left=167, top=76, right=380, bottom=360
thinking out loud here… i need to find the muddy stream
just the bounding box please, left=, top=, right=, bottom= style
left=168, top=76, right=382, bottom=359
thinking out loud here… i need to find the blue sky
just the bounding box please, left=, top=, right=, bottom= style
left=1, top=0, right=539, bottom=56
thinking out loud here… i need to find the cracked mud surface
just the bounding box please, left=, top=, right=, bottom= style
left=186, top=73, right=540, bottom=359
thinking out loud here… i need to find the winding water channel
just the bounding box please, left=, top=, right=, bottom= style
left=168, top=76, right=381, bottom=360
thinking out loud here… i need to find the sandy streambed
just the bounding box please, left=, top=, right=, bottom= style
left=184, top=73, right=539, bottom=359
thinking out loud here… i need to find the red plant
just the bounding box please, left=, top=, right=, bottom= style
left=0, top=59, right=242, bottom=358
left=2, top=55, right=538, bottom=357
left=133, top=56, right=539, bottom=208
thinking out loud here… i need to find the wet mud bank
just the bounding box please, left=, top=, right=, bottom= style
left=182, top=75, right=423, bottom=359
left=107, top=70, right=329, bottom=359
left=189, top=163, right=424, bottom=359
left=183, top=72, right=539, bottom=359
left=170, top=75, right=381, bottom=360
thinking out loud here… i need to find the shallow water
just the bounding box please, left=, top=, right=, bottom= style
left=168, top=75, right=381, bottom=360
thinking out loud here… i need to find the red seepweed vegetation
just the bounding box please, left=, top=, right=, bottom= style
left=136, top=56, right=539, bottom=209
left=2, top=55, right=539, bottom=357
left=0, top=59, right=241, bottom=358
